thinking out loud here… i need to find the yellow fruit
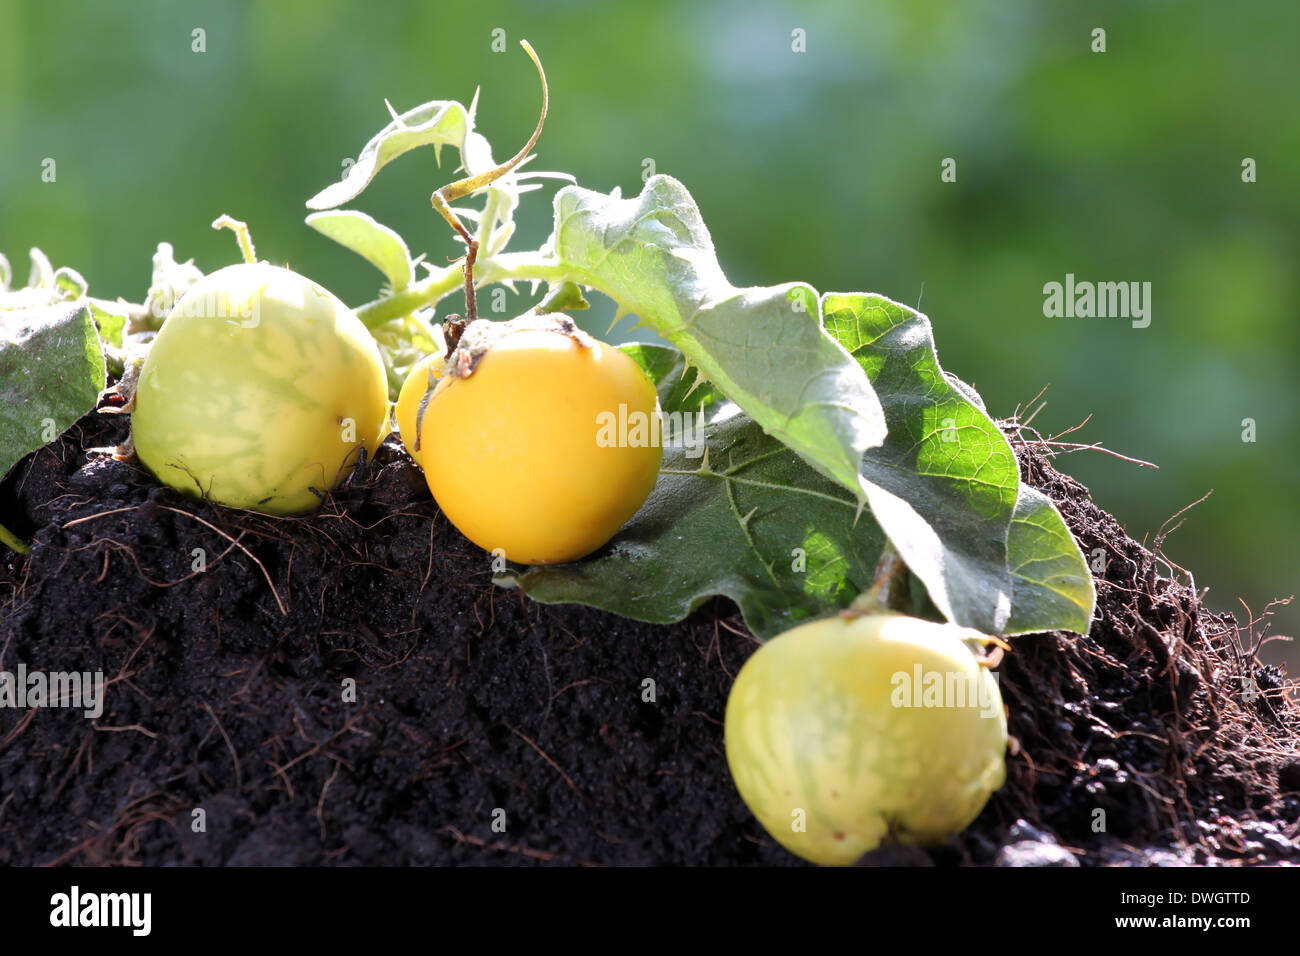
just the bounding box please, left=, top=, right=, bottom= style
left=725, top=611, right=1007, bottom=866
left=421, top=321, right=662, bottom=564
left=132, top=263, right=389, bottom=515
left=396, top=351, right=449, bottom=464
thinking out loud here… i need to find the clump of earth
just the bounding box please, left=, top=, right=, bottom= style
left=1, top=402, right=1296, bottom=865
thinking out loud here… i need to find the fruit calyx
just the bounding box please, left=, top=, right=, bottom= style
left=444, top=312, right=597, bottom=379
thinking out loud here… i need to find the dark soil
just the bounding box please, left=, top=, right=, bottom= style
left=1, top=400, right=1297, bottom=866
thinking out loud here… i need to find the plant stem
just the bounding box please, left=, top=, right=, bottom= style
left=847, top=541, right=908, bottom=616
left=354, top=254, right=571, bottom=331
left=477, top=254, right=570, bottom=288
left=212, top=215, right=258, bottom=264
left=355, top=267, right=463, bottom=329
left=0, top=522, right=31, bottom=556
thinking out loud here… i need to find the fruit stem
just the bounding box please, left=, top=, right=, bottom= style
left=0, top=522, right=31, bottom=556
left=463, top=236, right=479, bottom=322
left=211, top=215, right=258, bottom=264
left=845, top=541, right=908, bottom=617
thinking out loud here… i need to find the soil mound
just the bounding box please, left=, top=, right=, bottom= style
left=1, top=403, right=1296, bottom=865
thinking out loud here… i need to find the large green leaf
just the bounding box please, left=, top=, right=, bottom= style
left=1004, top=486, right=1096, bottom=635
left=498, top=344, right=888, bottom=639
left=530, top=175, right=886, bottom=503
left=619, top=341, right=726, bottom=413
left=0, top=301, right=106, bottom=480
left=823, top=292, right=1020, bottom=633
left=502, top=332, right=1094, bottom=639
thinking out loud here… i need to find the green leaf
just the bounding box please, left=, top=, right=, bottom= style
left=1004, top=486, right=1096, bottom=635
left=498, top=344, right=888, bottom=639
left=145, top=242, right=205, bottom=326
left=536, top=175, right=886, bottom=503
left=306, top=100, right=470, bottom=211
left=88, top=300, right=128, bottom=350
left=369, top=310, right=445, bottom=400
left=619, top=341, right=725, bottom=414
left=306, top=210, right=414, bottom=292
left=27, top=247, right=55, bottom=290
left=54, top=266, right=88, bottom=299
left=822, top=292, right=1020, bottom=634
left=0, top=302, right=106, bottom=481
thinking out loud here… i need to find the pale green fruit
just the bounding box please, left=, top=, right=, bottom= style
left=725, top=611, right=1007, bottom=866
left=132, top=263, right=389, bottom=515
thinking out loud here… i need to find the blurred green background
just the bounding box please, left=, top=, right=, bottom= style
left=2, top=0, right=1296, bottom=661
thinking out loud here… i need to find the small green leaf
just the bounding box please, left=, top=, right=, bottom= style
left=145, top=242, right=205, bottom=327
left=88, top=300, right=128, bottom=350
left=535, top=280, right=590, bottom=315
left=0, top=302, right=106, bottom=481
left=369, top=310, right=445, bottom=400
left=27, top=248, right=55, bottom=290
left=620, top=342, right=725, bottom=413
left=306, top=100, right=470, bottom=211
left=823, top=292, right=1020, bottom=634
left=306, top=210, right=414, bottom=292
left=54, top=266, right=88, bottom=299
left=1004, top=486, right=1096, bottom=635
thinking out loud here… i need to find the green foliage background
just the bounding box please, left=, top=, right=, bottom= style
left=2, top=0, right=1296, bottom=659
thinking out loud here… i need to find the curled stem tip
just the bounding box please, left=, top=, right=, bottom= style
left=212, top=215, right=258, bottom=264
left=430, top=39, right=548, bottom=324
left=430, top=39, right=549, bottom=240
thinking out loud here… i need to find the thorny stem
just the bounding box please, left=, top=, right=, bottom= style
left=430, top=39, right=548, bottom=325
left=355, top=266, right=463, bottom=329
left=353, top=256, right=569, bottom=331
left=354, top=40, right=552, bottom=336
left=462, top=238, right=479, bottom=321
